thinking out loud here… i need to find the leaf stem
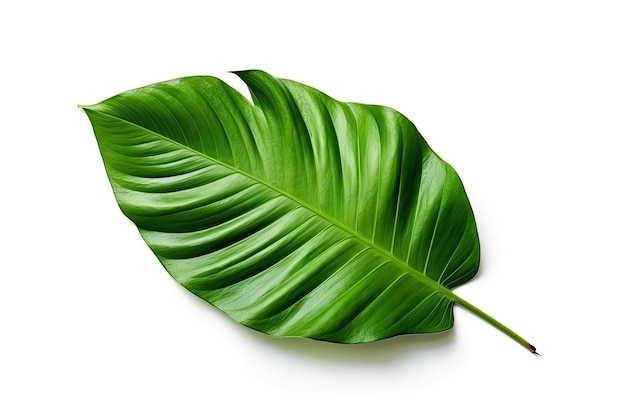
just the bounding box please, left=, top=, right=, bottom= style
left=446, top=291, right=538, bottom=355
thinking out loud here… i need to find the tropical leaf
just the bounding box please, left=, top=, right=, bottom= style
left=81, top=70, right=535, bottom=353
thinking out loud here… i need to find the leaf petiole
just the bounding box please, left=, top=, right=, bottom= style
left=446, top=291, right=538, bottom=355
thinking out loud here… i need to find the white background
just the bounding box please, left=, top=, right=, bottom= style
left=2, top=0, right=625, bottom=415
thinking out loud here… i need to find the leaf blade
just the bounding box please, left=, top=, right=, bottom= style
left=83, top=71, right=490, bottom=344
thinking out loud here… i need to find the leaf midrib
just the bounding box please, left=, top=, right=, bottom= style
left=85, top=106, right=458, bottom=303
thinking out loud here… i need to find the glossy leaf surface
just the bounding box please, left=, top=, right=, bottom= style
left=82, top=71, right=531, bottom=350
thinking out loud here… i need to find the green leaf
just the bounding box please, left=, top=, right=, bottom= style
left=81, top=70, right=535, bottom=353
